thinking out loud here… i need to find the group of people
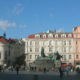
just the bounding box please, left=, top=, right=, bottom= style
left=59, top=66, right=70, bottom=79
left=30, top=66, right=47, bottom=72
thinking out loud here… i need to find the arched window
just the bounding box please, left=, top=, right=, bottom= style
left=68, top=34, right=72, bottom=37
left=43, top=34, right=46, bottom=38
left=62, top=40, right=66, bottom=45
left=61, top=34, right=66, bottom=38
left=35, top=34, right=40, bottom=38
left=55, top=34, right=58, bottom=38
left=48, top=34, right=53, bottom=38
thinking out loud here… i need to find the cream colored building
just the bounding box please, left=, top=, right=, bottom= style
left=0, top=36, right=9, bottom=66
left=23, top=30, right=74, bottom=67
left=0, top=36, right=25, bottom=66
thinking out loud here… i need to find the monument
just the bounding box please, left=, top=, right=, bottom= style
left=30, top=47, right=62, bottom=71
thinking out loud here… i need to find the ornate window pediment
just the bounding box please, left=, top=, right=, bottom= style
left=68, top=34, right=72, bottom=37
left=61, top=34, right=66, bottom=38
left=48, top=33, right=53, bottom=38
left=55, top=34, right=58, bottom=38
left=35, top=34, right=40, bottom=38
left=43, top=34, right=46, bottom=38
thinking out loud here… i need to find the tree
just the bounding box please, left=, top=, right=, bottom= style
left=14, top=54, right=26, bottom=66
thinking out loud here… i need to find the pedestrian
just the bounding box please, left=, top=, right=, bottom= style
left=16, top=64, right=19, bottom=76
left=39, top=67, right=41, bottom=72
left=43, top=67, right=46, bottom=73
left=66, top=67, right=70, bottom=76
left=59, top=66, right=64, bottom=79
left=34, top=66, right=36, bottom=71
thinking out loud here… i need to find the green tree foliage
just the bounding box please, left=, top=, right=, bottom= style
left=14, top=54, right=26, bottom=66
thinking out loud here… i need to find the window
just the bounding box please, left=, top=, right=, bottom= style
left=68, top=34, right=72, bottom=37
left=5, top=53, right=7, bottom=59
left=43, top=41, right=45, bottom=46
left=69, top=55, right=71, bottom=59
left=43, top=34, right=46, bottom=38
left=62, top=47, right=66, bottom=52
left=30, top=55, right=32, bottom=59
left=76, top=34, right=78, bottom=38
left=55, top=34, right=58, bottom=38
left=35, top=55, right=39, bottom=59
left=64, top=55, right=66, bottom=60
left=30, top=41, right=32, bottom=45
left=49, top=47, right=53, bottom=52
left=26, top=42, right=28, bottom=45
left=48, top=34, right=53, bottom=38
left=62, top=40, right=66, bottom=45
left=49, top=41, right=52, bottom=45
left=69, top=47, right=72, bottom=52
left=76, top=55, right=79, bottom=59
left=55, top=47, right=58, bottom=52
left=30, top=48, right=32, bottom=52
left=35, top=34, right=40, bottom=38
left=35, top=48, right=39, bottom=52
left=76, top=47, right=78, bottom=52
left=0, top=52, right=1, bottom=59
left=35, top=41, right=39, bottom=46
left=76, top=41, right=78, bottom=45
left=61, top=34, right=66, bottom=38
left=69, top=40, right=71, bottom=45
left=55, top=40, right=58, bottom=45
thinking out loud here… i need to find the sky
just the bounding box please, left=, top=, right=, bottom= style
left=0, top=0, right=80, bottom=39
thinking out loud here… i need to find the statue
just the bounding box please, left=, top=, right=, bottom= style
left=54, top=51, right=62, bottom=60
left=30, top=48, right=62, bottom=70
left=41, top=47, right=45, bottom=57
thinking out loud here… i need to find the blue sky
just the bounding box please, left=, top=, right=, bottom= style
left=0, top=0, right=80, bottom=39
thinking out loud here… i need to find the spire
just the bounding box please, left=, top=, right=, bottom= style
left=3, top=32, right=6, bottom=38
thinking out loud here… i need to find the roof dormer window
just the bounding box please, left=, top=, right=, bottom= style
left=61, top=34, right=66, bottom=38
left=68, top=34, right=72, bottom=37
left=48, top=34, right=53, bottom=38
left=35, top=34, right=40, bottom=38
left=55, top=34, right=58, bottom=38
left=43, top=34, right=46, bottom=38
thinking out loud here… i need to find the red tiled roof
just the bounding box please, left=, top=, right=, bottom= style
left=74, top=27, right=77, bottom=31
left=0, top=37, right=8, bottom=43
left=8, top=39, right=17, bottom=43
left=9, top=39, right=16, bottom=42
left=28, top=35, right=35, bottom=38
left=28, top=33, right=73, bottom=39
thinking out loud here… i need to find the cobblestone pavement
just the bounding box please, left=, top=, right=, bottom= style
left=0, top=71, right=80, bottom=80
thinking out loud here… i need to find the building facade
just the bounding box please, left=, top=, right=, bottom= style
left=0, top=35, right=25, bottom=67
left=73, top=26, right=80, bottom=65
left=0, top=36, right=9, bottom=66
left=23, top=27, right=78, bottom=67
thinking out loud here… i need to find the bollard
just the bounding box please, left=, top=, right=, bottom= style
left=33, top=75, right=38, bottom=80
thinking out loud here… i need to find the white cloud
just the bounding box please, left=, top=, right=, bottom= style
left=49, top=13, right=54, bottom=17
left=0, top=20, right=26, bottom=31
left=57, top=28, right=64, bottom=32
left=0, top=20, right=16, bottom=30
left=13, top=3, right=24, bottom=15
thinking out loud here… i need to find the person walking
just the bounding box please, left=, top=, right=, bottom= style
left=59, top=66, right=64, bottom=80
left=66, top=67, right=70, bottom=76
left=16, top=64, right=19, bottom=76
